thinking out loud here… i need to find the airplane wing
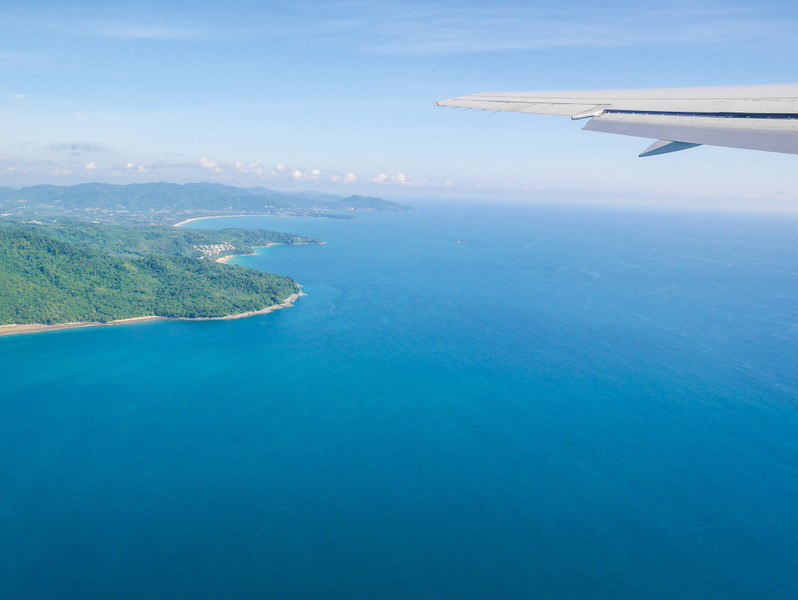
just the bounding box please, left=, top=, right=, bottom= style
left=436, top=84, right=798, bottom=156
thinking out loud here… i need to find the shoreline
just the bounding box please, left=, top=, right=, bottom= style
left=173, top=214, right=293, bottom=227
left=0, top=291, right=305, bottom=338
left=215, top=241, right=322, bottom=264
left=214, top=243, right=277, bottom=264
left=216, top=252, right=256, bottom=264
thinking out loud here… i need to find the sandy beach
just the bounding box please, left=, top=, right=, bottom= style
left=214, top=246, right=273, bottom=263
left=0, top=292, right=305, bottom=338
left=215, top=241, right=321, bottom=263
left=216, top=253, right=251, bottom=263
left=173, top=214, right=291, bottom=227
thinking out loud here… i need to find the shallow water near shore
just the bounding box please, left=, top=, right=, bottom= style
left=2, top=200, right=798, bottom=599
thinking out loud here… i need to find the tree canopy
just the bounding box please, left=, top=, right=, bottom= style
left=0, top=226, right=301, bottom=325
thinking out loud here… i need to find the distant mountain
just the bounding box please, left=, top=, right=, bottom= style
left=244, top=187, right=342, bottom=204
left=0, top=183, right=413, bottom=223
left=329, top=195, right=410, bottom=211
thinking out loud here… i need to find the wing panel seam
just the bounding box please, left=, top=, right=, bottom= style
left=605, top=109, right=798, bottom=120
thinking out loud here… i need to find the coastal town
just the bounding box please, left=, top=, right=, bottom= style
left=194, top=242, right=235, bottom=259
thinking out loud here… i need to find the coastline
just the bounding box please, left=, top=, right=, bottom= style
left=216, top=252, right=255, bottom=264
left=214, top=244, right=275, bottom=264
left=0, top=291, right=305, bottom=338
left=215, top=241, right=321, bottom=264
left=173, top=214, right=291, bottom=227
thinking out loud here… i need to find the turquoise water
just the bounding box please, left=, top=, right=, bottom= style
left=2, top=201, right=798, bottom=598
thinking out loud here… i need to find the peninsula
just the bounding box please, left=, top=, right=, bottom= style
left=0, top=220, right=319, bottom=333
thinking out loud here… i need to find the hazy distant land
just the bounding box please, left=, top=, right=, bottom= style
left=0, top=182, right=413, bottom=225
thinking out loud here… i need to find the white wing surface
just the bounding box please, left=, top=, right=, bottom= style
left=436, top=85, right=798, bottom=156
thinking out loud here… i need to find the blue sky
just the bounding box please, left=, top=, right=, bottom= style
left=2, top=0, right=798, bottom=209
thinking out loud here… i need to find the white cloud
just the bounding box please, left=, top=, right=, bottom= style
left=149, top=157, right=309, bottom=181
left=84, top=161, right=97, bottom=171
left=373, top=172, right=409, bottom=185
left=234, top=161, right=263, bottom=175
left=199, top=158, right=222, bottom=172
left=344, top=172, right=357, bottom=183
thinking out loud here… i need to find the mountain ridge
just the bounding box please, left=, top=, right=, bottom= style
left=0, top=182, right=413, bottom=224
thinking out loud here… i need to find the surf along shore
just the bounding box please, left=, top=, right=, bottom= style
left=0, top=292, right=305, bottom=338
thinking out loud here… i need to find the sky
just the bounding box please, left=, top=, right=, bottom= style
left=2, top=0, right=798, bottom=210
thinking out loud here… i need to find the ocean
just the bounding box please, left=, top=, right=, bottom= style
left=2, top=200, right=797, bottom=598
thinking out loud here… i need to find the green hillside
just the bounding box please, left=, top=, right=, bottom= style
left=0, top=227, right=300, bottom=325
left=0, top=220, right=319, bottom=260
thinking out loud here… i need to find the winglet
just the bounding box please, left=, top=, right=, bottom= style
left=639, top=139, right=702, bottom=157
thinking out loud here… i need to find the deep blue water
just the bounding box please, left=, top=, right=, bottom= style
left=2, top=201, right=798, bottom=599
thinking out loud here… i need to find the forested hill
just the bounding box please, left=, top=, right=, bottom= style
left=0, top=220, right=320, bottom=260
left=0, top=182, right=413, bottom=224
left=0, top=227, right=300, bottom=325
